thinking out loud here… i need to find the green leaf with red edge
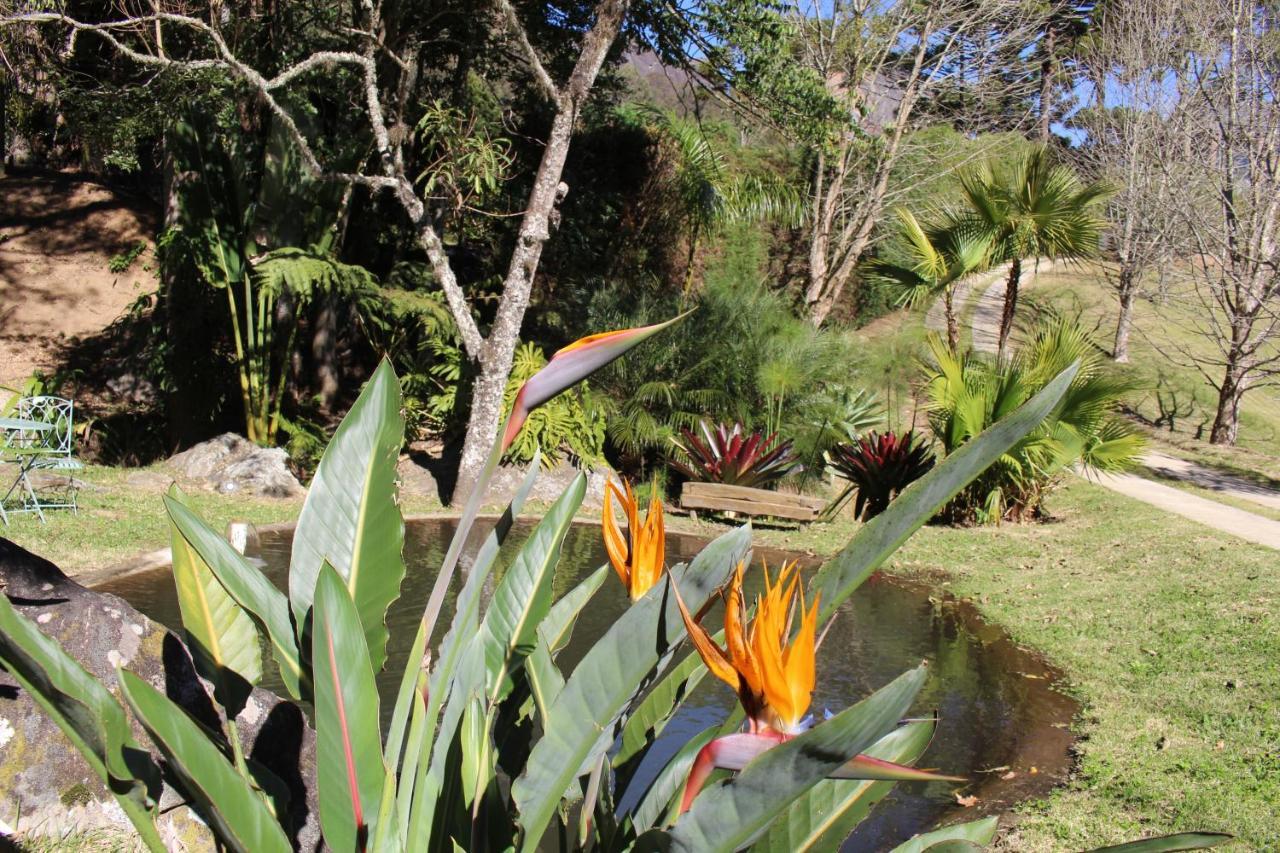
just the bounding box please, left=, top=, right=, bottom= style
left=290, top=358, right=406, bottom=674
left=314, top=563, right=389, bottom=852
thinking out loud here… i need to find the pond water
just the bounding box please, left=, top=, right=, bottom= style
left=95, top=518, right=1076, bottom=851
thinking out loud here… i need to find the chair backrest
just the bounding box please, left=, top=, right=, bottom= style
left=16, top=396, right=75, bottom=456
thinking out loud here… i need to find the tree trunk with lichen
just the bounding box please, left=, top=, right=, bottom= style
left=449, top=0, right=630, bottom=504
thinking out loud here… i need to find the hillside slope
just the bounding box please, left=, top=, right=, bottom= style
left=0, top=173, right=158, bottom=391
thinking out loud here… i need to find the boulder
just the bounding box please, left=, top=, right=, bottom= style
left=484, top=462, right=610, bottom=509
left=0, top=538, right=320, bottom=850
left=167, top=433, right=304, bottom=499
left=397, top=454, right=610, bottom=508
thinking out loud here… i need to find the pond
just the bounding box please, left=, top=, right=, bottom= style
left=95, top=517, right=1077, bottom=850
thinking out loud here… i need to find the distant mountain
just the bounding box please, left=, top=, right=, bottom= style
left=619, top=51, right=724, bottom=118
left=619, top=50, right=904, bottom=136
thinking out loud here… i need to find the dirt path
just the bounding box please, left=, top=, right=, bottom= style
left=944, top=260, right=1280, bottom=549
left=0, top=173, right=158, bottom=391
left=1086, top=468, right=1280, bottom=549
left=1139, top=450, right=1280, bottom=512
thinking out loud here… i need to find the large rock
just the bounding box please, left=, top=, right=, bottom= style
left=0, top=538, right=320, bottom=850
left=167, top=433, right=305, bottom=498
left=397, top=454, right=610, bottom=508
left=484, top=462, right=610, bottom=509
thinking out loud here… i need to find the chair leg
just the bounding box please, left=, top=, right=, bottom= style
left=20, top=466, right=45, bottom=524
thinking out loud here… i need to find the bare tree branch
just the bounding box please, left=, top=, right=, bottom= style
left=495, top=0, right=560, bottom=104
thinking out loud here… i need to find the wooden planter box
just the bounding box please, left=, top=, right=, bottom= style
left=679, top=482, right=827, bottom=522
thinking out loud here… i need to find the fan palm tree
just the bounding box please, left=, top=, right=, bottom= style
left=951, top=146, right=1111, bottom=359
left=867, top=208, right=993, bottom=352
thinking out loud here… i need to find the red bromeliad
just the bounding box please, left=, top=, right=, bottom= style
left=673, top=561, right=962, bottom=813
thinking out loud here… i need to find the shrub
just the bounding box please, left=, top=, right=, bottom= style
left=669, top=420, right=800, bottom=488
left=585, top=228, right=871, bottom=477
left=826, top=430, right=936, bottom=520
left=926, top=317, right=1147, bottom=523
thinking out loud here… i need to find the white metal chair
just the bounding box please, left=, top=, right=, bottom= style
left=1, top=396, right=83, bottom=522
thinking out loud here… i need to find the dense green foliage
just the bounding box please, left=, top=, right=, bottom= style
left=926, top=318, right=1147, bottom=523
left=0, top=0, right=1089, bottom=477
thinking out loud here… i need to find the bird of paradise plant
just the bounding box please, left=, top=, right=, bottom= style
left=0, top=326, right=1216, bottom=853
left=673, top=561, right=959, bottom=815
left=603, top=479, right=666, bottom=600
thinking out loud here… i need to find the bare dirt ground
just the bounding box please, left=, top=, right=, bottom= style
left=0, top=172, right=159, bottom=391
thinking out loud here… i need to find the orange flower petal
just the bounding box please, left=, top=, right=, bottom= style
left=603, top=482, right=630, bottom=588
left=672, top=579, right=738, bottom=689
left=724, top=563, right=763, bottom=697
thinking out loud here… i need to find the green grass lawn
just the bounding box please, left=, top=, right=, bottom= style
left=1020, top=263, right=1280, bottom=462
left=677, top=480, right=1280, bottom=851
left=4, top=467, right=1278, bottom=849
left=0, top=465, right=446, bottom=574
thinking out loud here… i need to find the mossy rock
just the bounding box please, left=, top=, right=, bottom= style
left=0, top=539, right=319, bottom=850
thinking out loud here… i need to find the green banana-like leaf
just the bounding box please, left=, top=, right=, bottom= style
left=630, top=724, right=719, bottom=834
left=890, top=815, right=998, bottom=852
left=479, top=473, right=585, bottom=708
left=290, top=359, right=406, bottom=673
left=1085, top=833, right=1234, bottom=852
left=459, top=693, right=492, bottom=809
left=663, top=666, right=928, bottom=852
left=420, top=314, right=686, bottom=661
left=809, top=362, right=1079, bottom=618
left=751, top=720, right=936, bottom=852
left=407, top=640, right=486, bottom=851
left=523, top=564, right=610, bottom=723
left=539, top=564, right=609, bottom=654
left=614, top=650, right=709, bottom=771
left=511, top=524, right=752, bottom=851
left=524, top=641, right=565, bottom=726
left=0, top=595, right=166, bottom=851
left=386, top=453, right=542, bottom=778
left=117, top=670, right=290, bottom=853
left=313, top=564, right=389, bottom=852
left=395, top=459, right=546, bottom=848
left=164, top=496, right=305, bottom=699
left=167, top=484, right=262, bottom=715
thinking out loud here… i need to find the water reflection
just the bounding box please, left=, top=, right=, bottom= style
left=95, top=518, right=1075, bottom=850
